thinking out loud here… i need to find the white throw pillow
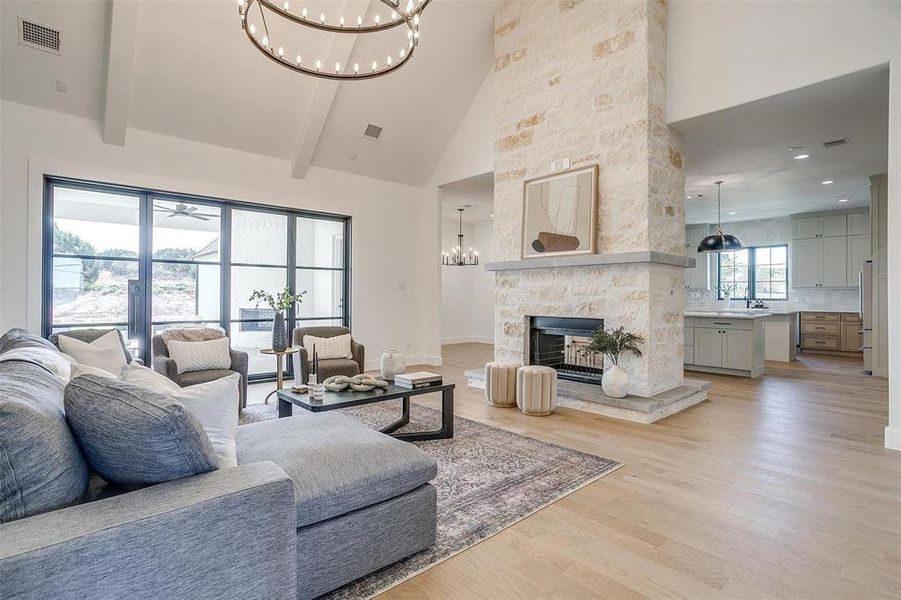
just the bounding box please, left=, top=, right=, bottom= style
left=120, top=363, right=239, bottom=468
left=303, top=334, right=353, bottom=360
left=167, top=337, right=232, bottom=374
left=59, top=352, right=118, bottom=380
left=58, top=330, right=128, bottom=373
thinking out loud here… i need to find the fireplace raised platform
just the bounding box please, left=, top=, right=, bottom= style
left=464, top=368, right=710, bottom=424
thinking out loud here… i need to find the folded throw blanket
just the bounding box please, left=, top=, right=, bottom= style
left=160, top=326, right=225, bottom=344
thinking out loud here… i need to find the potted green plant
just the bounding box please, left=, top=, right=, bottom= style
left=249, top=287, right=308, bottom=352
left=580, top=326, right=645, bottom=398
left=717, top=282, right=736, bottom=307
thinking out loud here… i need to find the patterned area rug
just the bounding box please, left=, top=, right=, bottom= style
left=240, top=400, right=621, bottom=599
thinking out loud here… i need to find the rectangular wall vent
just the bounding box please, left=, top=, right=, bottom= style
left=822, top=138, right=848, bottom=148
left=18, top=17, right=61, bottom=55
left=363, top=124, right=383, bottom=141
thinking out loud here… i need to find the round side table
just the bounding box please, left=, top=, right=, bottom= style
left=260, top=347, right=299, bottom=404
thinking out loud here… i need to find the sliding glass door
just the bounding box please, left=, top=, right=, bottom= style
left=43, top=178, right=350, bottom=380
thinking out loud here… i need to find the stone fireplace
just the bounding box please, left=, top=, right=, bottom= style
left=528, top=316, right=604, bottom=385
left=487, top=0, right=690, bottom=399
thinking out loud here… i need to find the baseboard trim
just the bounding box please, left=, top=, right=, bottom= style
left=441, top=336, right=494, bottom=345
left=885, top=426, right=901, bottom=451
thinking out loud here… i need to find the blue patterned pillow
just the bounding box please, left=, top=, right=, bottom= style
left=64, top=375, right=218, bottom=486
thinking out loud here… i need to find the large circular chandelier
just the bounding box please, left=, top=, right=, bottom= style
left=238, top=0, right=432, bottom=81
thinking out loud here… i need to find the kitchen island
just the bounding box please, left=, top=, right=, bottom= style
left=684, top=312, right=768, bottom=377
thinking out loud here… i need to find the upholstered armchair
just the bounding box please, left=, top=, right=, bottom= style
left=49, top=328, right=142, bottom=365
left=151, top=329, right=249, bottom=409
left=292, top=326, right=364, bottom=384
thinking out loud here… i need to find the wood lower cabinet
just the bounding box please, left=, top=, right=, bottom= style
left=800, top=312, right=862, bottom=355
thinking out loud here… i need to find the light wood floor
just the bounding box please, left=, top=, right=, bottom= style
left=378, top=343, right=898, bottom=599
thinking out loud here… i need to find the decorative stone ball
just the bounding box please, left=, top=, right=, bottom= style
left=515, top=365, right=557, bottom=416
left=484, top=361, right=519, bottom=408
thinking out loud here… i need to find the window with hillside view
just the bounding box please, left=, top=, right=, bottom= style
left=44, top=179, right=350, bottom=380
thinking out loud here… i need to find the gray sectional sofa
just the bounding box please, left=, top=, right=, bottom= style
left=0, top=329, right=437, bottom=599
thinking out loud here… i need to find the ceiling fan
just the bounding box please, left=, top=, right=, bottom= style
left=153, top=203, right=213, bottom=221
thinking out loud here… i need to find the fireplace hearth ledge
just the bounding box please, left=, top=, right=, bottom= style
left=483, top=250, right=694, bottom=272
left=464, top=368, right=710, bottom=424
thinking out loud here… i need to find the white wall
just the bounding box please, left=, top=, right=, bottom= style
left=0, top=100, right=441, bottom=368
left=440, top=218, right=494, bottom=344
left=667, top=1, right=901, bottom=123
left=430, top=69, right=496, bottom=352
left=685, top=216, right=862, bottom=311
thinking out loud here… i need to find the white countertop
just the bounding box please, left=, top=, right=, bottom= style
left=685, top=310, right=772, bottom=320
left=685, top=307, right=801, bottom=317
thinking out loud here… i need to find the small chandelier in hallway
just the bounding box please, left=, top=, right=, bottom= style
left=442, top=208, right=479, bottom=266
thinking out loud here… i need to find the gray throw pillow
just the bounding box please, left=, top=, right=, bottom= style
left=0, top=359, right=90, bottom=523
left=64, top=375, right=219, bottom=487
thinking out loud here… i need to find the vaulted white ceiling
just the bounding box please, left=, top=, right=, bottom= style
left=0, top=0, right=495, bottom=187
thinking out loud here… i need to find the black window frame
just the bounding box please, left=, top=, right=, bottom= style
left=717, top=244, right=789, bottom=302
left=42, top=176, right=352, bottom=382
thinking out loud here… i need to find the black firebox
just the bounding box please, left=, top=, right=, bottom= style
left=528, top=316, right=604, bottom=385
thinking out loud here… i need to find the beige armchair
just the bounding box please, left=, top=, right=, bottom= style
left=292, top=326, right=364, bottom=384
left=151, top=329, right=249, bottom=409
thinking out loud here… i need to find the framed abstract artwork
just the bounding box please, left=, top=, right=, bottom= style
left=521, top=164, right=598, bottom=258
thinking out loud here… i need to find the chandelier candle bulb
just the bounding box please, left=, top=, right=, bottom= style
left=353, top=63, right=359, bottom=74
left=372, top=60, right=377, bottom=71
left=296, top=53, right=301, bottom=64
left=357, top=15, right=362, bottom=26
left=249, top=23, right=256, bottom=34
left=262, top=35, right=269, bottom=46
left=387, top=55, right=393, bottom=65
left=278, top=46, right=284, bottom=57
left=301, top=7, right=307, bottom=17
left=335, top=62, right=340, bottom=73
left=315, top=59, right=321, bottom=71
left=339, top=16, right=344, bottom=26
left=283, top=1, right=289, bottom=9
left=319, top=13, right=325, bottom=23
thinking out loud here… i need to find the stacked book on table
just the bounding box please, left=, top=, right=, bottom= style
left=394, top=371, right=443, bottom=389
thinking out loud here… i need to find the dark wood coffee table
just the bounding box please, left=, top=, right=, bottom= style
left=275, top=382, right=455, bottom=441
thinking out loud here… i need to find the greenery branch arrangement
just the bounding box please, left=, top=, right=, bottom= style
left=716, top=282, right=737, bottom=298
left=249, top=286, right=308, bottom=313
left=580, top=326, right=645, bottom=366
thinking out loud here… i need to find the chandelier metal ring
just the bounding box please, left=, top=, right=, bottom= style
left=239, top=0, right=432, bottom=81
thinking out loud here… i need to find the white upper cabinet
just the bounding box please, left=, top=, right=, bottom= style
left=794, top=214, right=848, bottom=238
left=684, top=225, right=709, bottom=290
left=821, top=237, right=848, bottom=287
left=794, top=217, right=822, bottom=239
left=791, top=210, right=867, bottom=288
left=848, top=212, right=870, bottom=236
left=820, top=215, right=848, bottom=238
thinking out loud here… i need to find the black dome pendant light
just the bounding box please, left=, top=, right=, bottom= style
left=697, top=180, right=742, bottom=253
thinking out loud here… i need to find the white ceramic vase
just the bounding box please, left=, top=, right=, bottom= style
left=380, top=349, right=406, bottom=380
left=602, top=364, right=630, bottom=398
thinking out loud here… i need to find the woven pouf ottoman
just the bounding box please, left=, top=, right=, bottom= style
left=516, top=365, right=558, bottom=416
left=484, top=361, right=519, bottom=408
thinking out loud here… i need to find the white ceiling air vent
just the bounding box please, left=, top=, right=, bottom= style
left=18, top=17, right=61, bottom=55
left=822, top=138, right=849, bottom=148
left=363, top=124, right=383, bottom=142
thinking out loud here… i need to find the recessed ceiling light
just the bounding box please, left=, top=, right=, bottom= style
left=728, top=211, right=737, bottom=215
left=837, top=198, right=849, bottom=203
left=793, top=154, right=810, bottom=160
left=489, top=213, right=495, bottom=217
left=821, top=180, right=834, bottom=185
left=686, top=195, right=692, bottom=199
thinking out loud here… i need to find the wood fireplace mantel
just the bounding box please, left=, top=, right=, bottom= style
left=483, top=251, right=694, bottom=272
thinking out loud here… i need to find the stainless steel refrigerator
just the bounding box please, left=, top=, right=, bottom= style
left=860, top=260, right=873, bottom=374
